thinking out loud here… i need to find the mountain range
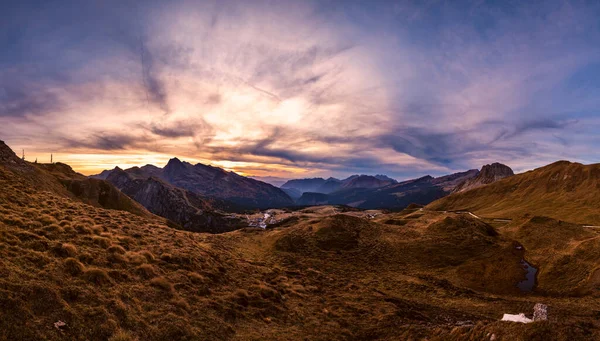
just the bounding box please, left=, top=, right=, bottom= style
left=288, top=168, right=510, bottom=210
left=281, top=174, right=398, bottom=194
left=93, top=158, right=295, bottom=209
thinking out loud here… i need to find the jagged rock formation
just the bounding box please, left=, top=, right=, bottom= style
left=454, top=163, right=514, bottom=193
left=106, top=168, right=245, bottom=233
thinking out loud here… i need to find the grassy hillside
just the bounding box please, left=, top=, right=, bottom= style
left=427, top=161, right=600, bottom=225
left=3, top=142, right=600, bottom=339
left=34, top=162, right=153, bottom=219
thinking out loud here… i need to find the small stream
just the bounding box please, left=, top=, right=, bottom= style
left=517, top=260, right=537, bottom=292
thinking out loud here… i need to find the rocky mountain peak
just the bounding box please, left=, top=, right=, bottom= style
left=479, top=163, right=514, bottom=181
left=454, top=163, right=514, bottom=193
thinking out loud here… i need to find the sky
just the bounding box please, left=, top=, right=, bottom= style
left=1, top=0, right=600, bottom=180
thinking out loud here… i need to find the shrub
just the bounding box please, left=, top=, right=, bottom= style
left=83, top=268, right=111, bottom=285
left=74, top=223, right=92, bottom=234
left=188, top=272, right=206, bottom=284
left=150, top=277, right=173, bottom=292
left=160, top=253, right=173, bottom=262
left=2, top=215, right=25, bottom=227
left=92, top=225, right=103, bottom=235
left=64, top=257, right=85, bottom=275
left=107, top=252, right=127, bottom=263
left=52, top=243, right=77, bottom=257
left=139, top=250, right=155, bottom=262
left=135, top=264, right=156, bottom=279
left=108, top=330, right=137, bottom=341
left=78, top=252, right=95, bottom=264
left=126, top=252, right=147, bottom=265
left=107, top=245, right=126, bottom=254
left=38, top=214, right=58, bottom=226
left=92, top=236, right=111, bottom=248
left=43, top=224, right=63, bottom=234
left=171, top=298, right=190, bottom=311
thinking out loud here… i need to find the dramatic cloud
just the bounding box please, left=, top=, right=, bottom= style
left=1, top=0, right=600, bottom=179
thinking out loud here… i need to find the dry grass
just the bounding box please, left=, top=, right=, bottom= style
left=428, top=160, right=600, bottom=225
left=2, top=158, right=600, bottom=340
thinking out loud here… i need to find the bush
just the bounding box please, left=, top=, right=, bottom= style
left=135, top=264, right=156, bottom=279
left=84, top=268, right=111, bottom=285
left=150, top=277, right=173, bottom=292
left=38, top=214, right=58, bottom=226
left=64, top=257, right=85, bottom=275
left=139, top=250, right=155, bottom=262
left=107, top=245, right=126, bottom=254
left=160, top=253, right=173, bottom=262
left=126, top=252, right=147, bottom=265
left=108, top=330, right=137, bottom=341
left=92, top=236, right=111, bottom=248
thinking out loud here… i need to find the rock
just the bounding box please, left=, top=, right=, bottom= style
left=54, top=320, right=67, bottom=330
left=533, top=303, right=548, bottom=321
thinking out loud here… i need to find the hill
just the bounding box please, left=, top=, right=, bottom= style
left=428, top=161, right=600, bottom=225
left=0, top=141, right=151, bottom=219
left=35, top=163, right=153, bottom=219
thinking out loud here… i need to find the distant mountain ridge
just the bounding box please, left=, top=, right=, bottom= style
left=281, top=174, right=397, bottom=194
left=283, top=169, right=484, bottom=210
left=93, top=158, right=294, bottom=209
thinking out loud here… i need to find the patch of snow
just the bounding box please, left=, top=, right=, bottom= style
left=501, top=313, right=532, bottom=323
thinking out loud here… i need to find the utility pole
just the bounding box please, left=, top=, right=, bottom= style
left=22, top=149, right=25, bottom=161
left=51, top=154, right=53, bottom=164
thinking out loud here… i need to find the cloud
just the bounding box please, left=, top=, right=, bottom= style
left=1, top=0, right=600, bottom=178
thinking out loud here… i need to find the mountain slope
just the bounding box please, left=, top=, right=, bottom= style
left=0, top=141, right=152, bottom=219
left=35, top=163, right=153, bottom=219
left=281, top=178, right=328, bottom=193
left=106, top=168, right=245, bottom=233
left=296, top=192, right=330, bottom=206
left=428, top=161, right=600, bottom=224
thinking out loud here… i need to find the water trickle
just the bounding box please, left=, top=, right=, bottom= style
left=517, top=260, right=537, bottom=292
